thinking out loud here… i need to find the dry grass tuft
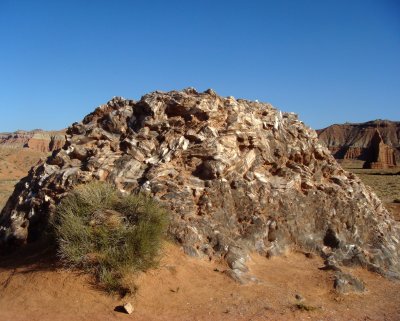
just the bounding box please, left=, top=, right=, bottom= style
left=52, top=182, right=170, bottom=294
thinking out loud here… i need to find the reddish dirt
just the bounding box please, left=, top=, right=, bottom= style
left=1, top=148, right=400, bottom=321
left=386, top=203, right=400, bottom=221
left=0, top=148, right=47, bottom=208
left=1, top=243, right=399, bottom=321
left=0, top=148, right=46, bottom=180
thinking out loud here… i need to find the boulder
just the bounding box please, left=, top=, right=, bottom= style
left=1, top=88, right=400, bottom=279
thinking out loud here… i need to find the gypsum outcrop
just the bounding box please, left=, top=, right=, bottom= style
left=1, top=88, right=400, bottom=279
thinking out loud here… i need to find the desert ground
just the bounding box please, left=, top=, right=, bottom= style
left=339, top=159, right=400, bottom=221
left=0, top=147, right=47, bottom=208
left=0, top=147, right=400, bottom=321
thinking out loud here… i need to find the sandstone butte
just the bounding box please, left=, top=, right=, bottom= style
left=0, top=129, right=65, bottom=153
left=317, top=120, right=400, bottom=169
left=1, top=88, right=399, bottom=285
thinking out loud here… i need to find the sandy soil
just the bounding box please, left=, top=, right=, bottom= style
left=1, top=242, right=399, bottom=321
left=0, top=147, right=47, bottom=208
left=1, top=149, right=400, bottom=321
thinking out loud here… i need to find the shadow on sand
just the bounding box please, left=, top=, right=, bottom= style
left=0, top=239, right=59, bottom=273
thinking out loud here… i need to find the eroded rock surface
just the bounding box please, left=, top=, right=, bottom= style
left=363, top=130, right=397, bottom=169
left=1, top=88, right=400, bottom=278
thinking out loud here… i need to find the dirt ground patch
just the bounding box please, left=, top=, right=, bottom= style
left=1, top=151, right=400, bottom=320
left=0, top=242, right=399, bottom=321
left=339, top=159, right=400, bottom=220
left=0, top=147, right=47, bottom=208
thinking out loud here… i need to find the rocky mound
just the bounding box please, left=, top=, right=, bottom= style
left=317, top=120, right=400, bottom=165
left=1, top=89, right=400, bottom=279
left=0, top=130, right=65, bottom=152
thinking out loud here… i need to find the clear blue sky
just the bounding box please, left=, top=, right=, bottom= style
left=0, top=0, right=399, bottom=132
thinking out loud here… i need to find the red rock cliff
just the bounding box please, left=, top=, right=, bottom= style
left=363, top=130, right=397, bottom=169
left=0, top=130, right=65, bottom=152
left=317, top=120, right=400, bottom=166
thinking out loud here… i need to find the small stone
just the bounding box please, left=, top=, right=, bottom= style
left=304, top=252, right=315, bottom=259
left=295, top=294, right=304, bottom=301
left=123, top=302, right=134, bottom=314
left=334, top=272, right=365, bottom=294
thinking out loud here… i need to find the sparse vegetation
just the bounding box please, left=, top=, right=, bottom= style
left=340, top=160, right=400, bottom=204
left=52, top=182, right=169, bottom=294
left=351, top=171, right=400, bottom=203
left=294, top=302, right=319, bottom=312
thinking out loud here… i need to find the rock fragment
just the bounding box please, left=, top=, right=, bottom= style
left=123, top=302, right=134, bottom=314
left=334, top=272, right=365, bottom=294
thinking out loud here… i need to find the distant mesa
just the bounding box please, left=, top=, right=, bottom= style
left=0, top=129, right=65, bottom=153
left=363, top=130, right=397, bottom=169
left=317, top=120, right=400, bottom=169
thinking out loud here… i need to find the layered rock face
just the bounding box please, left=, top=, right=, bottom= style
left=363, top=130, right=397, bottom=169
left=0, top=130, right=65, bottom=152
left=1, top=89, right=400, bottom=278
left=317, top=120, right=400, bottom=166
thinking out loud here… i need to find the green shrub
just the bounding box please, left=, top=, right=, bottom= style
left=52, top=181, right=169, bottom=293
